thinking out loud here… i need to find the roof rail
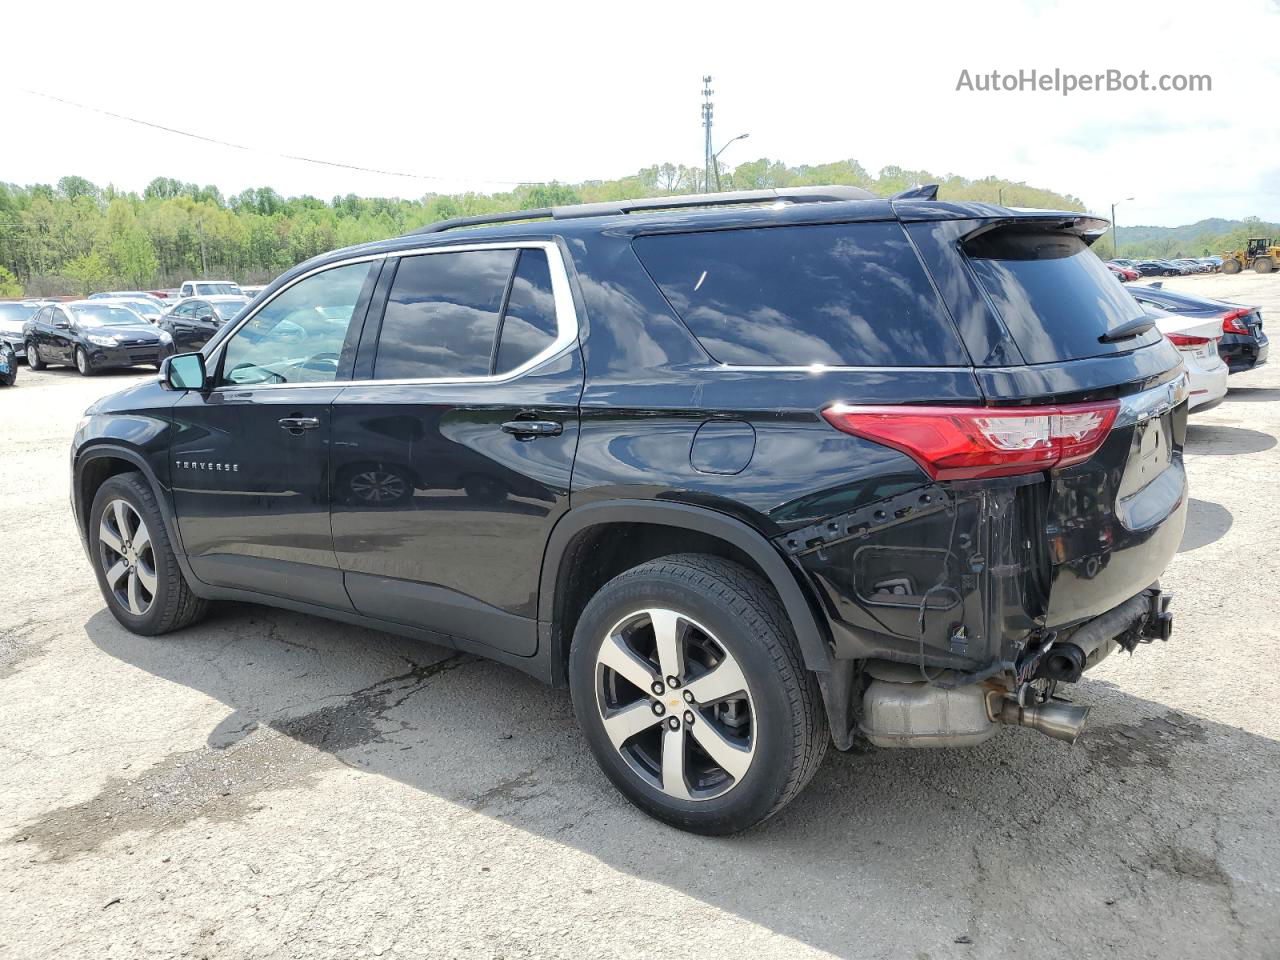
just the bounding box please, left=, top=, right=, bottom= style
left=408, top=185, right=878, bottom=235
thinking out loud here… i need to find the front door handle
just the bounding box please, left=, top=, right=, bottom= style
left=501, top=419, right=563, bottom=439
left=279, top=416, right=320, bottom=433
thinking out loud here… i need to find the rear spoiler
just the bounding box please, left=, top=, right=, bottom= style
left=960, top=215, right=1111, bottom=246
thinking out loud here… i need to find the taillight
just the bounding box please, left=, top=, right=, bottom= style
left=821, top=400, right=1120, bottom=481
left=1221, top=309, right=1252, bottom=335
left=1166, top=333, right=1211, bottom=347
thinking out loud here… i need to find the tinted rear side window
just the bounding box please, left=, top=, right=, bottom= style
left=375, top=249, right=516, bottom=380
left=964, top=231, right=1162, bottom=363
left=495, top=249, right=558, bottom=374
left=633, top=222, right=968, bottom=367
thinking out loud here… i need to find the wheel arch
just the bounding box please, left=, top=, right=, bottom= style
left=74, top=444, right=193, bottom=579
left=539, top=500, right=834, bottom=685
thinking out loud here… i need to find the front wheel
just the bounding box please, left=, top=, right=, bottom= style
left=569, top=554, right=827, bottom=834
left=75, top=346, right=95, bottom=376
left=89, top=472, right=208, bottom=635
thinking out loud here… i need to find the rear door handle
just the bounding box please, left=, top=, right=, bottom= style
left=501, top=419, right=563, bottom=439
left=279, top=416, right=320, bottom=432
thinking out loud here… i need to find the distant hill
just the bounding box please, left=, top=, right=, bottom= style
left=1107, top=217, right=1280, bottom=259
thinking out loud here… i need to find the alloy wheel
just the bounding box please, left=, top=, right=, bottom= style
left=595, top=608, right=755, bottom=801
left=76, top=349, right=89, bottom=375
left=98, top=498, right=157, bottom=616
left=350, top=469, right=407, bottom=503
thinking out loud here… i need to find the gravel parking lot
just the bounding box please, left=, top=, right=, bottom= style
left=2, top=272, right=1279, bottom=960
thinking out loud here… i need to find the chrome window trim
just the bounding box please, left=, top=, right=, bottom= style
left=206, top=241, right=579, bottom=391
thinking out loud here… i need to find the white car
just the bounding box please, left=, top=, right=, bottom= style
left=179, top=279, right=243, bottom=299
left=1140, top=303, right=1228, bottom=412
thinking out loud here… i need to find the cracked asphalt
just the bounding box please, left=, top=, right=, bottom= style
left=2, top=272, right=1279, bottom=959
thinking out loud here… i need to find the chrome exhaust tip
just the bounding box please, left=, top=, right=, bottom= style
left=997, top=698, right=1090, bottom=743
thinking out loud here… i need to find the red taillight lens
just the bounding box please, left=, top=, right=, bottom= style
left=821, top=401, right=1120, bottom=481
left=1221, top=309, right=1252, bottom=335
left=1166, top=333, right=1211, bottom=347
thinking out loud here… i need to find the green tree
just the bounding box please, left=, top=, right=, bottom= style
left=0, top=265, right=22, bottom=297
left=64, top=251, right=112, bottom=294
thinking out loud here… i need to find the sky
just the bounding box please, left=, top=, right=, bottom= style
left=3, top=0, right=1278, bottom=228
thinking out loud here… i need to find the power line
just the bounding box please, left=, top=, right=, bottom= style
left=17, top=88, right=549, bottom=187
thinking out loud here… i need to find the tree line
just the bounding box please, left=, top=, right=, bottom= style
left=0, top=157, right=1181, bottom=297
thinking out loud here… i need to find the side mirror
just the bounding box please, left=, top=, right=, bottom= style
left=54, top=320, right=70, bottom=329
left=163, top=352, right=207, bottom=390
left=199, top=314, right=216, bottom=323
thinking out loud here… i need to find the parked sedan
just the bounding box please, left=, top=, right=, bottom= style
left=1130, top=283, right=1268, bottom=374
left=1107, top=263, right=1139, bottom=281
left=24, top=301, right=171, bottom=375
left=1137, top=301, right=1228, bottom=412
left=0, top=301, right=44, bottom=361
left=89, top=291, right=167, bottom=310
left=158, top=295, right=250, bottom=353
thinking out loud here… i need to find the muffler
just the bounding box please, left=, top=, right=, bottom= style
left=996, top=698, right=1090, bottom=743
left=859, top=669, right=1092, bottom=747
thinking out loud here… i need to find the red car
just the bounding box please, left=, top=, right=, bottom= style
left=1107, top=262, right=1139, bottom=282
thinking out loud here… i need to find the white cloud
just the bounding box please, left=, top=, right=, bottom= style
left=2, top=0, right=1276, bottom=226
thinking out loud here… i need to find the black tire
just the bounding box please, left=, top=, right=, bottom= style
left=75, top=346, right=96, bottom=376
left=1222, top=258, right=1241, bottom=275
left=569, top=553, right=827, bottom=834
left=1255, top=257, right=1274, bottom=274
left=89, top=472, right=208, bottom=635
left=27, top=342, right=44, bottom=370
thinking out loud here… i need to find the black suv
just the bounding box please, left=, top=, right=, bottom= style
left=71, top=187, right=1186, bottom=834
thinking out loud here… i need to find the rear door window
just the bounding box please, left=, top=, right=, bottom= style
left=632, top=222, right=968, bottom=367
left=494, top=249, right=558, bottom=375
left=964, top=231, right=1163, bottom=363
left=374, top=249, right=516, bottom=380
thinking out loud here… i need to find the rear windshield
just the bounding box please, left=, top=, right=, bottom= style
left=0, top=304, right=37, bottom=323
left=197, top=283, right=241, bottom=296
left=633, top=222, right=968, bottom=367
left=965, top=231, right=1163, bottom=363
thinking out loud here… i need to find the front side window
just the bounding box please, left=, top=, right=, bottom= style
left=374, top=249, right=516, bottom=380
left=219, top=261, right=371, bottom=385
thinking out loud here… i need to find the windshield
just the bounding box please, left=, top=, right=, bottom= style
left=197, top=283, right=241, bottom=296
left=117, top=300, right=158, bottom=315
left=964, top=230, right=1162, bottom=363
left=0, top=304, right=37, bottom=326
left=69, top=306, right=144, bottom=327
left=211, top=300, right=248, bottom=320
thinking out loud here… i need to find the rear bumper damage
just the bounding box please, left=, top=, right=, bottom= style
left=856, top=585, right=1173, bottom=749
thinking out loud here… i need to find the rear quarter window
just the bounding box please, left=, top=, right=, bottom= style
left=632, top=222, right=968, bottom=367
left=964, top=231, right=1163, bottom=363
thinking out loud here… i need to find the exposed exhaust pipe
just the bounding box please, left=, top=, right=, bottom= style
left=996, top=698, right=1090, bottom=743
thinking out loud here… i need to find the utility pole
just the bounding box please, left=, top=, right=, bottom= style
left=702, top=76, right=714, bottom=193
left=1110, top=197, right=1134, bottom=258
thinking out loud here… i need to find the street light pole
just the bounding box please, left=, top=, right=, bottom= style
left=1111, top=196, right=1134, bottom=259
left=712, top=133, right=749, bottom=191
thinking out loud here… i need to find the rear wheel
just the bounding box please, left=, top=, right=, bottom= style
left=75, top=347, right=95, bottom=376
left=1254, top=256, right=1275, bottom=274
left=27, top=343, right=44, bottom=370
left=89, top=472, right=208, bottom=635
left=569, top=554, right=827, bottom=834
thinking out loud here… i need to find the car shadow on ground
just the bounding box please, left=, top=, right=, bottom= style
left=15, top=604, right=1275, bottom=957
left=1185, top=423, right=1278, bottom=456
left=1178, top=498, right=1233, bottom=553
left=1221, top=387, right=1280, bottom=403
